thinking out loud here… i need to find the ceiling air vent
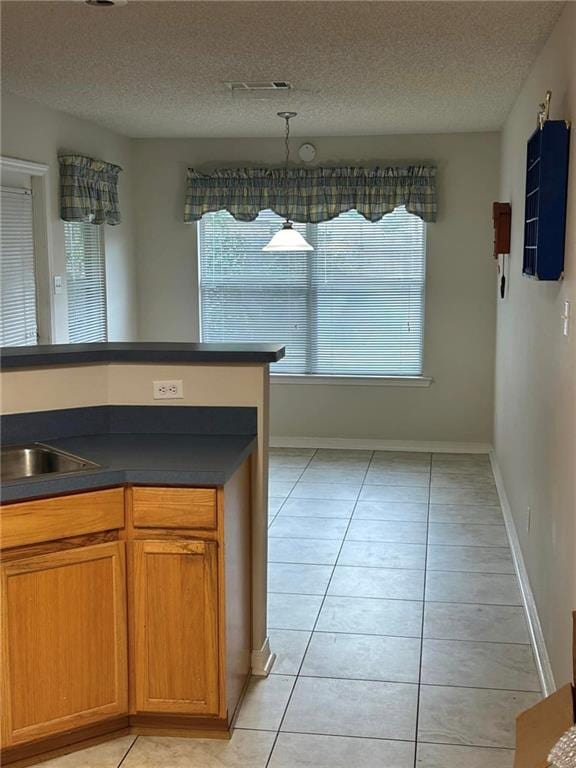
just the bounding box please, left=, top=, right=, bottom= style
left=226, top=81, right=293, bottom=92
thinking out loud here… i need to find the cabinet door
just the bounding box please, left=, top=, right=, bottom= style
left=133, top=539, right=220, bottom=716
left=1, top=541, right=128, bottom=747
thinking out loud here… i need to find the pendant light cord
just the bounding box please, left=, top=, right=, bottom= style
left=277, top=111, right=297, bottom=225
left=284, top=114, right=291, bottom=223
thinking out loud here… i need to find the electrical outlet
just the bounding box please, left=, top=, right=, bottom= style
left=153, top=380, right=184, bottom=400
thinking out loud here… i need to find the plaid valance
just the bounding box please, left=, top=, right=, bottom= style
left=59, top=154, right=122, bottom=225
left=184, top=165, right=437, bottom=224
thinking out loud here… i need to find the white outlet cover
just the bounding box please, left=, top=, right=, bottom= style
left=153, top=380, right=184, bottom=399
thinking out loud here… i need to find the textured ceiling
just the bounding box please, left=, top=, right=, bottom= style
left=1, top=0, right=564, bottom=138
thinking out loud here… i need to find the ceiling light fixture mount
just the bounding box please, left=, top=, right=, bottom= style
left=263, top=112, right=313, bottom=253
left=84, top=0, right=128, bottom=7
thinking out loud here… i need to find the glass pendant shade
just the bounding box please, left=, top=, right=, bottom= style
left=262, top=221, right=313, bottom=252
left=262, top=111, right=314, bottom=252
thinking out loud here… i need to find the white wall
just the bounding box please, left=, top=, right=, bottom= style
left=133, top=132, right=499, bottom=444
left=495, top=3, right=576, bottom=685
left=1, top=92, right=138, bottom=342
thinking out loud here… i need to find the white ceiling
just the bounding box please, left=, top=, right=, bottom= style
left=1, top=0, right=564, bottom=138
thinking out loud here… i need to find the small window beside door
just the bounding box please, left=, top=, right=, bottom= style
left=64, top=221, right=108, bottom=343
left=0, top=186, right=38, bottom=346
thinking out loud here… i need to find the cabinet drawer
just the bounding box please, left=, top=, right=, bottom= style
left=132, top=487, right=217, bottom=530
left=0, top=489, right=125, bottom=550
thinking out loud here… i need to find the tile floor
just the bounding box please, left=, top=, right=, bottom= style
left=40, top=448, right=541, bottom=768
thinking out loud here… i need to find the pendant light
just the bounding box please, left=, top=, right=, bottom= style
left=263, top=112, right=313, bottom=252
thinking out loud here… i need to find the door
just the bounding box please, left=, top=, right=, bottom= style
left=132, top=539, right=220, bottom=716
left=1, top=541, right=128, bottom=746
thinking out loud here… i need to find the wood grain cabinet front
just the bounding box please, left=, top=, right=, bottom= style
left=132, top=539, right=220, bottom=717
left=0, top=541, right=128, bottom=747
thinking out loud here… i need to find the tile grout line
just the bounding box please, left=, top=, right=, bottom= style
left=412, top=450, right=432, bottom=767
left=116, top=735, right=139, bottom=768
left=263, top=449, right=374, bottom=767
left=267, top=452, right=317, bottom=528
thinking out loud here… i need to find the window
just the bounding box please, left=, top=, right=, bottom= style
left=64, top=222, right=107, bottom=343
left=199, top=207, right=426, bottom=376
left=0, top=186, right=38, bottom=346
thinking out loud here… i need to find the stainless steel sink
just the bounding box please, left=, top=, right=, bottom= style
left=1, top=443, right=101, bottom=482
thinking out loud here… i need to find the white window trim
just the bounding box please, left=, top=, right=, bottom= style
left=271, top=373, right=433, bottom=387
left=0, top=155, right=53, bottom=344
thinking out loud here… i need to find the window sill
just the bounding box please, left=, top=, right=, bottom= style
left=271, top=374, right=433, bottom=388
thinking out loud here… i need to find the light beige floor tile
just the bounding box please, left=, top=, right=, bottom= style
left=280, top=498, right=355, bottom=518
left=428, top=522, right=508, bottom=548
left=308, top=458, right=371, bottom=471
left=429, top=504, right=503, bottom=525
left=269, top=516, right=348, bottom=540
left=364, top=469, right=430, bottom=486
left=270, top=455, right=313, bottom=469
left=432, top=453, right=491, bottom=470
left=38, top=737, right=136, bottom=768
left=416, top=743, right=514, bottom=768
left=302, top=632, right=421, bottom=683
left=426, top=571, right=522, bottom=605
left=421, top=639, right=540, bottom=691
left=268, top=497, right=285, bottom=515
left=270, top=733, right=415, bottom=768
left=270, top=448, right=316, bottom=458
left=373, top=450, right=431, bottom=465
left=430, top=486, right=500, bottom=506
left=269, top=629, right=311, bottom=675
left=269, top=480, right=297, bottom=498
left=329, top=565, right=425, bottom=600
left=347, top=519, right=428, bottom=544
left=268, top=537, right=341, bottom=565
left=338, top=540, right=426, bottom=570
left=354, top=500, right=428, bottom=522
left=360, top=485, right=429, bottom=503
left=418, top=685, right=540, bottom=748
left=430, top=474, right=496, bottom=490
left=268, top=592, right=323, bottom=630
left=270, top=466, right=306, bottom=482
left=282, top=676, right=418, bottom=740
left=317, top=595, right=423, bottom=637
left=268, top=562, right=333, bottom=595
left=424, top=603, right=530, bottom=643
left=122, top=731, right=275, bottom=767
left=290, top=482, right=361, bottom=501
left=427, top=545, right=514, bottom=574
left=236, top=674, right=296, bottom=730
left=314, top=448, right=373, bottom=461
left=299, top=467, right=367, bottom=484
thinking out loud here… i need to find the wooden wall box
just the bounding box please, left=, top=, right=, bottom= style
left=523, top=120, right=570, bottom=280
left=493, top=202, right=511, bottom=258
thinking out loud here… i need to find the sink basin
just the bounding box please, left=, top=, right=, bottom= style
left=1, top=444, right=101, bottom=482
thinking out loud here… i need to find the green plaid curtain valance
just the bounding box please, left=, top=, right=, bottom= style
left=59, top=154, right=123, bottom=225
left=184, top=165, right=437, bottom=224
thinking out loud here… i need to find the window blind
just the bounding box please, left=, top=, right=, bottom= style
left=64, top=221, right=108, bottom=343
left=199, top=207, right=426, bottom=376
left=0, top=186, right=38, bottom=347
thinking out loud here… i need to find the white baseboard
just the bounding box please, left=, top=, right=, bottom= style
left=251, top=637, right=276, bottom=677
left=270, top=436, right=492, bottom=454
left=490, top=449, right=556, bottom=696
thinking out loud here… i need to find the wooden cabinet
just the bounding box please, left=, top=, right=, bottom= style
left=0, top=462, right=252, bottom=765
left=132, top=539, right=220, bottom=716
left=0, top=542, right=128, bottom=747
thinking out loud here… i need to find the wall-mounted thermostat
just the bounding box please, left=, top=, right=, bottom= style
left=298, top=143, right=316, bottom=162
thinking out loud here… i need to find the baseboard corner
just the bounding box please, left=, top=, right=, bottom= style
left=489, top=448, right=556, bottom=696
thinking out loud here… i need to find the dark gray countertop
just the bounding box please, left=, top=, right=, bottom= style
left=1, top=434, right=257, bottom=503
left=0, top=342, right=286, bottom=369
